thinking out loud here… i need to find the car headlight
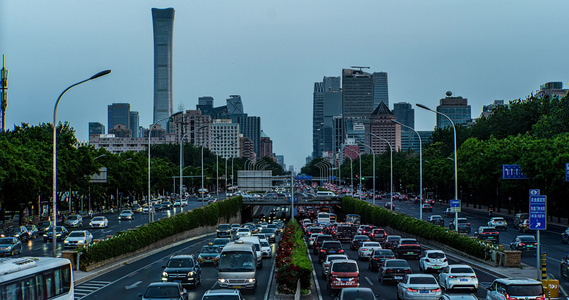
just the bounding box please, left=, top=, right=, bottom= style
left=248, top=278, right=256, bottom=283
left=219, top=278, right=226, bottom=283
left=162, top=272, right=168, bottom=277
left=187, top=271, right=194, bottom=277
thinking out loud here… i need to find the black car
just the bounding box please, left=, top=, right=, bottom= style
left=384, top=235, right=402, bottom=249
left=449, top=218, right=472, bottom=233
left=318, top=240, right=344, bottom=263
left=561, top=252, right=569, bottom=281
left=2, top=226, right=29, bottom=242
left=474, top=226, right=499, bottom=244
left=43, top=226, right=69, bottom=242
left=561, top=228, right=569, bottom=244
left=153, top=203, right=163, bottom=212
left=313, top=234, right=334, bottom=255
left=138, top=282, right=188, bottom=300
left=395, top=239, right=422, bottom=259
left=350, top=235, right=370, bottom=250
left=422, top=204, right=433, bottom=212
left=429, top=215, right=444, bottom=227
left=36, top=221, right=53, bottom=235
left=509, top=235, right=538, bottom=252
left=368, top=249, right=395, bottom=271
left=378, top=259, right=412, bottom=284
left=161, top=255, right=201, bottom=288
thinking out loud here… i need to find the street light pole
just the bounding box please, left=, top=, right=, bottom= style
left=417, top=103, right=458, bottom=229
left=179, top=125, right=206, bottom=212
left=52, top=70, right=110, bottom=257
left=392, top=120, right=423, bottom=220
left=369, top=133, right=393, bottom=211
left=344, top=146, right=361, bottom=198
left=359, top=141, right=375, bottom=206
left=148, top=114, right=173, bottom=223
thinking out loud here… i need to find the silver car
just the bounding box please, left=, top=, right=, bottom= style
left=64, top=230, right=93, bottom=248
left=64, top=214, right=83, bottom=228
left=119, top=210, right=135, bottom=220
left=397, top=274, right=441, bottom=299
left=438, top=264, right=478, bottom=292
left=486, top=277, right=544, bottom=300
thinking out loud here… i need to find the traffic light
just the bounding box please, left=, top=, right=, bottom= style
left=362, top=177, right=365, bottom=180
left=355, top=174, right=358, bottom=178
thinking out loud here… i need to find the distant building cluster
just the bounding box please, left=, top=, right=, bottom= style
left=87, top=7, right=286, bottom=170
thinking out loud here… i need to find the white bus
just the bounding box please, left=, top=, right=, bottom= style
left=317, top=212, right=331, bottom=224
left=0, top=257, right=73, bottom=300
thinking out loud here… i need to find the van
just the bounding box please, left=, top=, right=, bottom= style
left=238, top=236, right=263, bottom=268
left=317, top=191, right=336, bottom=197
left=217, top=241, right=258, bottom=290
left=327, top=259, right=360, bottom=293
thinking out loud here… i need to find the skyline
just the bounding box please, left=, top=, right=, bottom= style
left=2, top=1, right=569, bottom=170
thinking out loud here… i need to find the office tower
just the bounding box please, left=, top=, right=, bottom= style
left=227, top=95, right=244, bottom=116
left=276, top=155, right=285, bottom=170
left=342, top=69, right=373, bottom=119
left=259, top=131, right=273, bottom=159
left=537, top=82, right=568, bottom=98
left=344, top=117, right=368, bottom=154
left=239, top=135, right=255, bottom=160
left=211, top=119, right=239, bottom=158
left=393, top=102, right=414, bottom=129
left=171, top=110, right=212, bottom=147
left=198, top=96, right=214, bottom=107
left=312, top=81, right=324, bottom=158
left=236, top=115, right=261, bottom=156
left=89, top=122, right=105, bottom=137
left=366, top=102, right=401, bottom=154
left=197, top=96, right=228, bottom=120
left=152, top=8, right=175, bottom=129
left=372, top=72, right=389, bottom=109
left=436, top=92, right=472, bottom=128
left=108, top=103, right=130, bottom=133
left=129, top=111, right=140, bottom=137
left=313, top=76, right=341, bottom=158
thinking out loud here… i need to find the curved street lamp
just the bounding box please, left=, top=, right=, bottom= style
left=369, top=133, right=393, bottom=210
left=343, top=146, right=362, bottom=200
left=179, top=125, right=206, bottom=213
left=148, top=114, right=173, bottom=223
left=359, top=141, right=375, bottom=205
left=52, top=70, right=110, bottom=257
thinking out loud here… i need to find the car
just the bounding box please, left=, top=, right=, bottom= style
left=336, top=287, right=377, bottom=300
left=486, top=277, right=544, bottom=300
left=216, top=224, right=232, bottom=238
left=560, top=252, right=569, bottom=280
left=443, top=208, right=454, bottom=218
left=153, top=203, right=163, bottom=212
left=24, top=225, right=39, bottom=239
left=308, top=233, right=322, bottom=248
left=132, top=204, right=142, bottom=213
left=236, top=227, right=251, bottom=238
left=36, top=221, right=53, bottom=234
left=89, top=216, right=109, bottom=228
left=2, top=226, right=30, bottom=242
left=378, top=258, right=412, bottom=284
left=212, top=238, right=230, bottom=250
left=419, top=250, right=448, bottom=272
left=162, top=201, right=173, bottom=210
left=63, top=230, right=94, bottom=248
left=318, top=240, right=344, bottom=262
left=397, top=274, right=442, bottom=299
left=357, top=242, right=382, bottom=261
left=448, top=218, right=471, bottom=233
left=260, top=228, right=277, bottom=243
left=562, top=227, right=569, bottom=244
left=474, top=226, right=499, bottom=244
left=509, top=235, right=538, bottom=252
left=356, top=225, right=376, bottom=236
left=368, top=249, right=395, bottom=272
left=350, top=235, right=370, bottom=250
left=429, top=215, right=444, bottom=226
left=327, top=259, right=360, bottom=295
left=487, top=217, right=508, bottom=231
left=119, top=210, right=135, bottom=220
left=231, top=223, right=241, bottom=233
left=384, top=202, right=395, bottom=210
left=321, top=254, right=348, bottom=278
left=384, top=235, right=402, bottom=249
left=64, top=214, right=83, bottom=228
left=201, top=289, right=244, bottom=300
left=313, top=234, right=334, bottom=255
left=161, top=255, right=201, bottom=287
left=173, top=200, right=181, bottom=207
left=0, top=237, right=23, bottom=256
left=369, top=228, right=387, bottom=243
left=518, top=219, right=533, bottom=233
left=43, top=226, right=69, bottom=242
left=438, top=264, right=478, bottom=292
left=395, top=238, right=421, bottom=259
left=142, top=206, right=150, bottom=214
left=138, top=282, right=188, bottom=300
left=259, top=239, right=272, bottom=258
left=197, top=244, right=221, bottom=264
left=512, top=213, right=529, bottom=229
left=422, top=204, right=433, bottom=212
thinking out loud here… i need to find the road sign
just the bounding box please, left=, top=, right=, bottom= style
left=566, top=163, right=569, bottom=182
left=529, top=195, right=546, bottom=230
left=529, top=189, right=540, bottom=196
left=502, top=164, right=528, bottom=179
left=450, top=199, right=461, bottom=212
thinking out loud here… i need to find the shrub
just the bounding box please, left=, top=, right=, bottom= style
left=275, top=220, right=312, bottom=293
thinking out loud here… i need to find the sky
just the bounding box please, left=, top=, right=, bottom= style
left=2, top=1, right=569, bottom=171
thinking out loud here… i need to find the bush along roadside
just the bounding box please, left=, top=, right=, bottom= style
left=341, top=196, right=486, bottom=259
left=275, top=219, right=312, bottom=294
left=77, top=196, right=242, bottom=269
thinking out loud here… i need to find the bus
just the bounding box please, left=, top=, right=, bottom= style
left=317, top=212, right=331, bottom=224
left=346, top=214, right=361, bottom=224
left=0, top=256, right=73, bottom=300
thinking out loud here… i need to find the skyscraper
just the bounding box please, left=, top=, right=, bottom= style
left=236, top=115, right=261, bottom=156
left=342, top=69, right=373, bottom=119
left=108, top=103, right=130, bottom=133
left=312, top=81, right=324, bottom=159
left=372, top=72, right=389, bottom=109
left=393, top=102, right=414, bottom=129
left=227, top=95, right=244, bottom=116
left=152, top=8, right=175, bottom=129
left=313, top=76, right=341, bottom=159
left=211, top=119, right=239, bottom=159
left=89, top=122, right=105, bottom=137
left=129, top=111, right=140, bottom=137
left=436, top=92, right=471, bottom=128
left=366, top=102, right=401, bottom=154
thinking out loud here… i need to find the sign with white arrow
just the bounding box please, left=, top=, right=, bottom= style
left=529, top=194, right=546, bottom=230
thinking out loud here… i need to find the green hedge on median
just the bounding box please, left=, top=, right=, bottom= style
left=275, top=220, right=312, bottom=294
left=342, top=196, right=486, bottom=259
left=78, top=196, right=242, bottom=269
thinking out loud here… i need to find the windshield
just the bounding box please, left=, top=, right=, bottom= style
left=506, top=284, right=543, bottom=296
left=332, top=262, right=358, bottom=272
left=92, top=217, right=105, bottom=221
left=261, top=241, right=269, bottom=247
left=427, top=252, right=445, bottom=259
left=451, top=267, right=474, bottom=274
left=144, top=286, right=180, bottom=298
left=121, top=210, right=131, bottom=214
left=260, top=228, right=274, bottom=233
left=69, top=232, right=85, bottom=238
left=386, top=260, right=409, bottom=268
left=67, top=216, right=79, bottom=220
left=166, top=258, right=194, bottom=268
left=341, top=289, right=375, bottom=300
left=202, top=247, right=219, bottom=253
left=519, top=236, right=536, bottom=242
left=409, top=277, right=437, bottom=284
left=238, top=228, right=249, bottom=232
left=218, top=225, right=231, bottom=230
left=218, top=252, right=255, bottom=271
left=363, top=242, right=380, bottom=247
left=374, top=250, right=394, bottom=257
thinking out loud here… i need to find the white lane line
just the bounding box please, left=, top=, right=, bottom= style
left=307, top=247, right=323, bottom=300
left=365, top=276, right=374, bottom=286
left=264, top=255, right=277, bottom=300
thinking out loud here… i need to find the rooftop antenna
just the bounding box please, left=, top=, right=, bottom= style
left=350, top=66, right=370, bottom=72
left=1, top=55, right=8, bottom=133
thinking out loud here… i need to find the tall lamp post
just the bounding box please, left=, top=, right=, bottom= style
left=148, top=114, right=173, bottom=223
left=417, top=103, right=458, bottom=229
left=392, top=120, right=423, bottom=220
left=344, top=146, right=361, bottom=199
left=52, top=70, right=111, bottom=257
left=369, top=133, right=393, bottom=211
left=179, top=125, right=206, bottom=211
left=359, top=141, right=376, bottom=206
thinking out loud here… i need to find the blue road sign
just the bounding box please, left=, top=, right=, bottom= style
left=503, top=164, right=528, bottom=179
left=566, top=163, right=569, bottom=182
left=329, top=176, right=337, bottom=180
left=529, top=195, right=546, bottom=230
left=529, top=189, right=540, bottom=196
left=450, top=199, right=461, bottom=207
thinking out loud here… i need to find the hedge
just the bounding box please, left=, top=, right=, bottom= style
left=275, top=219, right=312, bottom=294
left=78, top=196, right=242, bottom=268
left=342, top=196, right=487, bottom=259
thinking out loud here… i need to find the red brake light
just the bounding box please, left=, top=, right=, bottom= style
left=404, top=269, right=412, bottom=273
left=407, top=288, right=418, bottom=292
left=362, top=248, right=368, bottom=251
left=425, top=259, right=430, bottom=262
left=338, top=249, right=344, bottom=253
left=320, top=249, right=326, bottom=252
left=443, top=258, right=447, bottom=262
left=431, top=288, right=441, bottom=292
left=519, top=243, right=525, bottom=246
left=385, top=269, right=394, bottom=273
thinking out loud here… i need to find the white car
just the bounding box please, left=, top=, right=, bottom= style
left=63, top=230, right=93, bottom=248
left=180, top=199, right=188, bottom=206
left=260, top=239, right=272, bottom=258
left=487, top=217, right=508, bottom=231
left=419, top=250, right=448, bottom=272
left=357, top=242, right=382, bottom=261
left=397, top=274, right=442, bottom=299
left=321, top=254, right=348, bottom=278
left=89, top=216, right=108, bottom=228
left=142, top=206, right=149, bottom=214
left=438, top=264, right=478, bottom=292
left=119, top=210, right=135, bottom=220
left=236, top=227, right=251, bottom=238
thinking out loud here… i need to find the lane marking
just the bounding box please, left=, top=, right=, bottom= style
left=365, top=276, right=374, bottom=286
left=307, top=247, right=323, bottom=300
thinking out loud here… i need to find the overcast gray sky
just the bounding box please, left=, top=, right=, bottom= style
left=2, top=1, right=568, bottom=171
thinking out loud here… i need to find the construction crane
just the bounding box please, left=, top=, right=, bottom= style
left=350, top=66, right=370, bottom=72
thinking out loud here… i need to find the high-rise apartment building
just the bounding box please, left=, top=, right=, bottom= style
left=239, top=135, right=255, bottom=161
left=89, top=122, right=105, bottom=137
left=108, top=103, right=130, bottom=134
left=211, top=119, right=239, bottom=158
left=366, top=102, right=401, bottom=154
left=129, top=111, right=140, bottom=138
left=152, top=8, right=175, bottom=130
left=436, top=92, right=471, bottom=128
left=372, top=72, right=389, bottom=109
left=342, top=69, right=374, bottom=119
left=171, top=110, right=212, bottom=148
left=259, top=131, right=273, bottom=159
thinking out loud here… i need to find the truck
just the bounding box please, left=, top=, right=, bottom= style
left=335, top=224, right=358, bottom=243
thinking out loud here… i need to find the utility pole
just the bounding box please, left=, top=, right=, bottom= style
left=1, top=55, right=8, bottom=132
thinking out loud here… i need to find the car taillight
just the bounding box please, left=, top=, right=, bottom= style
left=385, top=269, right=394, bottom=273
left=505, top=294, right=517, bottom=300
left=430, top=288, right=441, bottom=292
left=338, top=249, right=344, bottom=253
left=407, top=288, right=418, bottom=292
left=362, top=248, right=368, bottom=251
left=443, top=258, right=447, bottom=262
left=519, top=243, right=525, bottom=246
left=449, top=275, right=456, bottom=278
left=404, top=269, right=412, bottom=273
left=467, top=223, right=471, bottom=225
left=425, top=259, right=430, bottom=262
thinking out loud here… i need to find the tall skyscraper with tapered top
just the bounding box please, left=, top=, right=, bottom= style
left=152, top=8, right=175, bottom=129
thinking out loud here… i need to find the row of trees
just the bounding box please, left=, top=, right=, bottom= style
left=303, top=93, right=569, bottom=223
left=0, top=123, right=285, bottom=224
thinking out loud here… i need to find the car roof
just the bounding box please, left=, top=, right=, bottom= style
left=493, top=277, right=542, bottom=285
left=448, top=264, right=473, bottom=270
left=147, top=282, right=180, bottom=287
left=203, top=289, right=240, bottom=295
left=424, top=249, right=445, bottom=254
left=406, top=273, right=436, bottom=278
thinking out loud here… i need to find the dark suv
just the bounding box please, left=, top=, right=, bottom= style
left=512, top=213, right=529, bottom=229
left=313, top=234, right=334, bottom=255
left=318, top=241, right=344, bottom=262
left=161, top=255, right=201, bottom=288
left=370, top=228, right=387, bottom=243
left=474, top=226, right=499, bottom=244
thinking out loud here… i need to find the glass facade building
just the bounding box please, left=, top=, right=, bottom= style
left=152, top=8, right=175, bottom=129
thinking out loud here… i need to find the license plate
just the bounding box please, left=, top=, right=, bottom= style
left=407, top=252, right=414, bottom=255
left=341, top=278, right=350, bottom=281
left=329, top=250, right=335, bottom=253
left=528, top=245, right=534, bottom=247
left=420, top=290, right=429, bottom=293
left=433, top=266, right=441, bottom=268
left=232, top=285, right=241, bottom=289
left=460, top=279, right=468, bottom=282
left=394, top=276, right=403, bottom=279
left=174, top=280, right=181, bottom=283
